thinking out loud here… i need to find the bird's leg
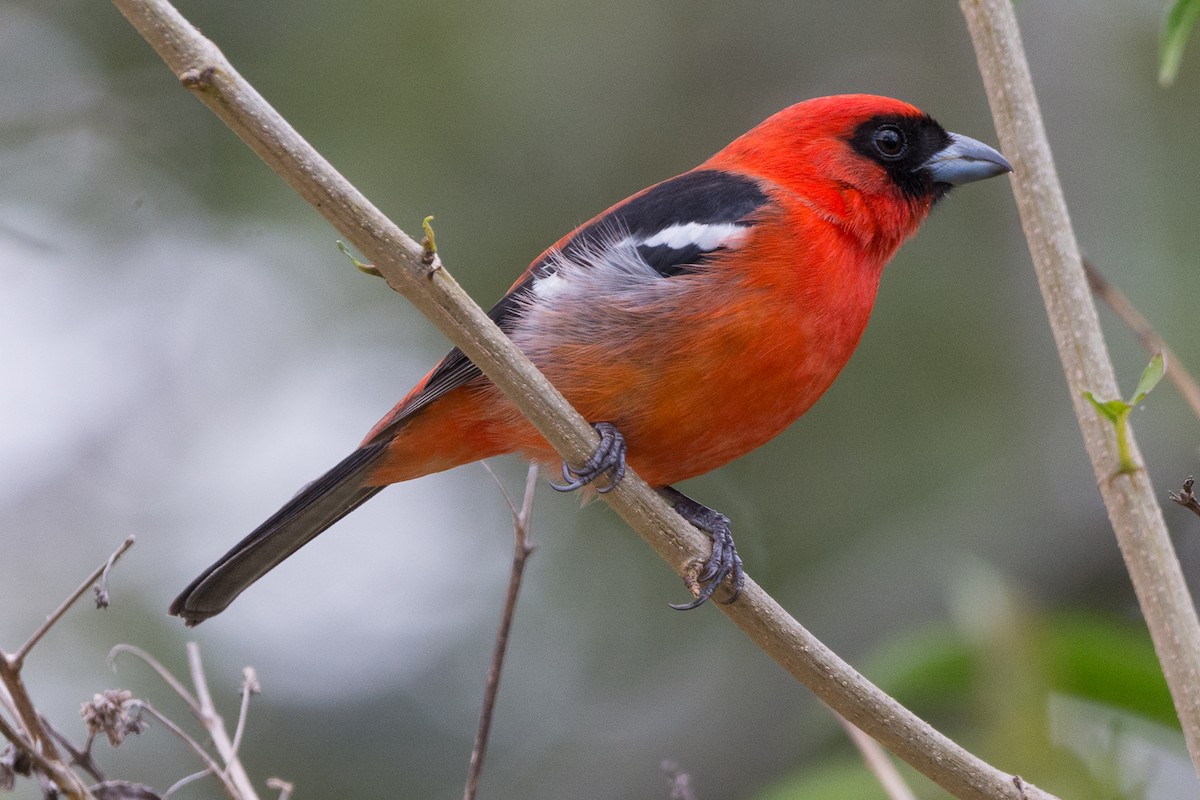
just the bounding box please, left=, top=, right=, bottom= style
left=551, top=422, right=627, bottom=494
left=549, top=429, right=742, bottom=608
left=659, top=486, right=744, bottom=610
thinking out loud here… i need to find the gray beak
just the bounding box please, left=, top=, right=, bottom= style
left=923, top=132, right=1013, bottom=186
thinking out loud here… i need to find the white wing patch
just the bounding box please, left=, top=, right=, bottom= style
left=530, top=221, right=752, bottom=299
left=530, top=271, right=568, bottom=300
left=639, top=221, right=751, bottom=252
left=528, top=220, right=753, bottom=304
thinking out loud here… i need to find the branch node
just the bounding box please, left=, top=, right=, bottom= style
left=1170, top=475, right=1200, bottom=518
left=178, top=66, right=216, bottom=90
left=681, top=560, right=704, bottom=598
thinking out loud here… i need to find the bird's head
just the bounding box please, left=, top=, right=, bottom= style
left=706, top=94, right=1012, bottom=243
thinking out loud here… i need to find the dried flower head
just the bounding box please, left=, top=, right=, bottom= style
left=81, top=689, right=146, bottom=747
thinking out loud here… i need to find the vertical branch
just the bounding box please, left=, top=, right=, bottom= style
left=187, top=644, right=260, bottom=800
left=959, top=0, right=1200, bottom=777
left=464, top=465, right=538, bottom=800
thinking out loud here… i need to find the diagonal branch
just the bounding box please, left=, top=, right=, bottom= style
left=109, top=1, right=1058, bottom=796
left=0, top=711, right=91, bottom=798
left=960, top=0, right=1200, bottom=779
left=14, top=537, right=135, bottom=669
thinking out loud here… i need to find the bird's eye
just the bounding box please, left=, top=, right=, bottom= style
left=872, top=125, right=907, bottom=159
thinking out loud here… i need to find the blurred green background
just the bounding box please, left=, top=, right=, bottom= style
left=3, top=1, right=1199, bottom=798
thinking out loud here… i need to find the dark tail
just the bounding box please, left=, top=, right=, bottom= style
left=170, top=441, right=389, bottom=625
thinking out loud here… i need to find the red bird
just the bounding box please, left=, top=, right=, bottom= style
left=172, top=94, right=1010, bottom=624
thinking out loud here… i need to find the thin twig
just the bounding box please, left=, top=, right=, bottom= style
left=266, top=778, right=294, bottom=800
left=13, top=537, right=135, bottom=669
left=464, top=464, right=538, bottom=800
left=0, top=663, right=61, bottom=767
left=186, top=644, right=260, bottom=800
left=480, top=462, right=521, bottom=519
left=0, top=681, right=17, bottom=720
left=0, top=542, right=136, bottom=800
left=95, top=536, right=134, bottom=609
left=229, top=668, right=260, bottom=760
left=960, top=0, right=1200, bottom=780
left=0, top=713, right=49, bottom=779
left=110, top=2, right=1060, bottom=796
left=41, top=714, right=107, bottom=783
left=0, top=710, right=93, bottom=799
left=163, top=769, right=213, bottom=798
left=108, top=645, right=201, bottom=714
left=1171, top=476, right=1200, bottom=518
left=126, top=702, right=240, bottom=800
left=834, top=713, right=918, bottom=800
left=1, top=706, right=94, bottom=799
left=1084, top=258, right=1200, bottom=421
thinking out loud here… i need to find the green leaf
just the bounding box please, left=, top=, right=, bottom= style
left=1130, top=352, right=1166, bottom=406
left=1044, top=612, right=1177, bottom=726
left=1160, top=0, right=1200, bottom=86
left=1083, top=391, right=1128, bottom=424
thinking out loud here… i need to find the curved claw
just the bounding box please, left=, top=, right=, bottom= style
left=660, top=486, right=745, bottom=610
left=669, top=576, right=722, bottom=611
left=550, top=461, right=589, bottom=493
left=550, top=422, right=627, bottom=494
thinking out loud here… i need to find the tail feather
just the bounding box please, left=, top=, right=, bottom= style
left=170, top=441, right=389, bottom=625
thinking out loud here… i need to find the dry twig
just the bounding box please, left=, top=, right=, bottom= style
left=14, top=537, right=135, bottom=668
left=186, top=644, right=260, bottom=800
left=464, top=464, right=538, bottom=800
left=1171, top=476, right=1200, bottom=518
left=266, top=777, right=294, bottom=800
left=107, top=644, right=277, bottom=799
left=0, top=537, right=136, bottom=799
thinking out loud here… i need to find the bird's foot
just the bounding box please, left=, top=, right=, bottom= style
left=660, top=486, right=744, bottom=610
left=551, top=422, right=627, bottom=494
